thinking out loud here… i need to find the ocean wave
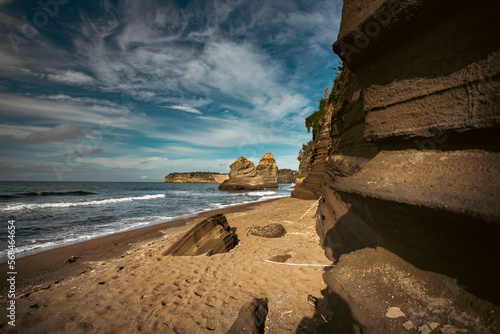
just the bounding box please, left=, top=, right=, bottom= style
left=233, top=190, right=277, bottom=197
left=0, top=214, right=178, bottom=260
left=0, top=190, right=98, bottom=199
left=1, top=194, right=166, bottom=212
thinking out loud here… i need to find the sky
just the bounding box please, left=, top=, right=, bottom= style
left=0, top=0, right=342, bottom=182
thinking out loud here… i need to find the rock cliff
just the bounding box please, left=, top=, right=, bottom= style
left=164, top=172, right=228, bottom=183
left=297, top=0, right=500, bottom=331
left=219, top=154, right=279, bottom=190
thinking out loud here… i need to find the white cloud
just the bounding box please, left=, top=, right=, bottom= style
left=168, top=105, right=202, bottom=114
left=47, top=70, right=95, bottom=85
left=0, top=92, right=136, bottom=130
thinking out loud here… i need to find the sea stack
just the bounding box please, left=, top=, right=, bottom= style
left=219, top=153, right=279, bottom=190
left=218, top=157, right=264, bottom=190
left=256, top=153, right=278, bottom=188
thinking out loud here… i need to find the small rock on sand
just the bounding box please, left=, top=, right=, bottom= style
left=403, top=320, right=415, bottom=330
left=418, top=324, right=432, bottom=334
left=385, top=306, right=405, bottom=319
left=248, top=223, right=286, bottom=238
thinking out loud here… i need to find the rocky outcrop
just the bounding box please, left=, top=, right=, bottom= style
left=302, top=0, right=500, bottom=331
left=219, top=154, right=279, bottom=190
left=256, top=153, right=278, bottom=188
left=163, top=214, right=238, bottom=256
left=164, top=172, right=228, bottom=183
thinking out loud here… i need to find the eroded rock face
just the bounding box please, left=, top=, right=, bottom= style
left=304, top=0, right=500, bottom=331
left=219, top=154, right=279, bottom=190
left=219, top=157, right=264, bottom=190
left=163, top=214, right=238, bottom=256
left=256, top=153, right=278, bottom=188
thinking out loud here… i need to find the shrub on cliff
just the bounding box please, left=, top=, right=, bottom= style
left=304, top=64, right=343, bottom=143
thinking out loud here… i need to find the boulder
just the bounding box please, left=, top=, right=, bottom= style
left=219, top=157, right=264, bottom=190
left=248, top=223, right=287, bottom=238
left=226, top=297, right=268, bottom=334
left=256, top=153, right=279, bottom=188
left=163, top=214, right=238, bottom=256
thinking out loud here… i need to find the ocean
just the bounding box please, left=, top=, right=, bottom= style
left=0, top=181, right=293, bottom=262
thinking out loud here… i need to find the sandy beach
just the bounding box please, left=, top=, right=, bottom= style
left=1, top=197, right=332, bottom=333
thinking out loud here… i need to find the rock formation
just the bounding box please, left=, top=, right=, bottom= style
left=218, top=157, right=264, bottom=190
left=164, top=172, right=228, bottom=183
left=219, top=154, right=279, bottom=190
left=163, top=214, right=238, bottom=256
left=295, top=0, right=500, bottom=331
left=226, top=298, right=268, bottom=334
left=255, top=153, right=278, bottom=188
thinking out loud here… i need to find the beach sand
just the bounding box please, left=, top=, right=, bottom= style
left=1, top=197, right=332, bottom=333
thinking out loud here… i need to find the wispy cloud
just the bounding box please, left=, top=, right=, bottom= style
left=0, top=0, right=342, bottom=181
left=167, top=105, right=202, bottom=114
left=47, top=70, right=95, bottom=86
left=23, top=123, right=88, bottom=144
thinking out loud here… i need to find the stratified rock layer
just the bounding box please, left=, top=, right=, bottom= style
left=300, top=0, right=500, bottom=331
left=163, top=214, right=238, bottom=256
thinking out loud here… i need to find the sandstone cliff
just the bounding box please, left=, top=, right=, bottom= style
left=219, top=154, right=279, bottom=190
left=164, top=172, right=229, bottom=183
left=297, top=0, right=500, bottom=332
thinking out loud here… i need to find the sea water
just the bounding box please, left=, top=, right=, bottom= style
left=0, top=181, right=293, bottom=262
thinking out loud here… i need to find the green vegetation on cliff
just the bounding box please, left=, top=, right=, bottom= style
left=304, top=65, right=342, bottom=143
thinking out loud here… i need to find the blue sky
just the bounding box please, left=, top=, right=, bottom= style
left=0, top=0, right=342, bottom=182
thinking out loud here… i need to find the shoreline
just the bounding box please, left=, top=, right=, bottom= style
left=1, top=196, right=330, bottom=333
left=0, top=197, right=283, bottom=295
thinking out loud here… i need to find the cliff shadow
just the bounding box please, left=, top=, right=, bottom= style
left=295, top=287, right=362, bottom=334
left=364, top=196, right=500, bottom=305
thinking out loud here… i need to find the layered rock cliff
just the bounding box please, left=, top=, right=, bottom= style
left=219, top=154, right=279, bottom=190
left=297, top=0, right=500, bottom=332
left=164, top=172, right=229, bottom=183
